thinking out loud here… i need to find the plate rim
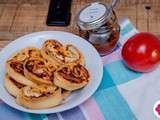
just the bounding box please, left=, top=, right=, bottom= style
left=0, top=31, right=103, bottom=114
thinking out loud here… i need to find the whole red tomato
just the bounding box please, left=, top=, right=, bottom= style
left=122, top=32, right=160, bottom=72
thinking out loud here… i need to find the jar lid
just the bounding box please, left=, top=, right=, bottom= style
left=76, top=2, right=111, bottom=30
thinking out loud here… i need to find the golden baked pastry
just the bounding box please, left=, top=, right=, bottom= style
left=6, top=47, right=42, bottom=86
left=16, top=85, right=63, bottom=109
left=6, top=59, right=36, bottom=86
left=41, top=40, right=65, bottom=66
left=4, top=74, right=24, bottom=97
left=65, top=44, right=84, bottom=65
left=54, top=63, right=90, bottom=91
left=10, top=47, right=42, bottom=61
left=41, top=40, right=84, bottom=66
left=24, top=58, right=55, bottom=85
left=4, top=40, right=89, bottom=110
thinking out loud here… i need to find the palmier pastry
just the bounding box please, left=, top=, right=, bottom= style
left=54, top=63, right=90, bottom=91
left=65, top=44, right=84, bottom=65
left=6, top=59, right=36, bottom=86
left=41, top=40, right=65, bottom=66
left=6, top=47, right=41, bottom=86
left=16, top=85, right=63, bottom=109
left=4, top=74, right=24, bottom=97
left=41, top=40, right=84, bottom=66
left=24, top=58, right=54, bottom=85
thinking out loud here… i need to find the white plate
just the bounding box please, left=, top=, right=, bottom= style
left=0, top=31, right=103, bottom=114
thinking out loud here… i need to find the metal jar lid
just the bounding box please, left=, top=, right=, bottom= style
left=76, top=1, right=119, bottom=30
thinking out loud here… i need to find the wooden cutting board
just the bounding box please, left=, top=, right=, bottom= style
left=0, top=0, right=160, bottom=50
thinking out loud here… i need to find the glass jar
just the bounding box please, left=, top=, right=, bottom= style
left=76, top=1, right=120, bottom=56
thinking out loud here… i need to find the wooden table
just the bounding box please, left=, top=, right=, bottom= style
left=0, top=0, right=160, bottom=50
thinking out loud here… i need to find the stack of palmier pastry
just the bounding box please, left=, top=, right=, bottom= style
left=4, top=40, right=90, bottom=109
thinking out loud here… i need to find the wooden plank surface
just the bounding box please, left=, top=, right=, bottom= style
left=0, top=0, right=160, bottom=50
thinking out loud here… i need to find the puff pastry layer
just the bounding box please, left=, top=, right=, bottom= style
left=41, top=40, right=84, bottom=66
left=54, top=63, right=90, bottom=90
left=6, top=47, right=41, bottom=86
left=16, top=85, right=63, bottom=109
left=24, top=58, right=55, bottom=85
left=4, top=74, right=24, bottom=97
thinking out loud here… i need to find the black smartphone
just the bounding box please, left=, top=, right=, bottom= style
left=46, top=0, right=72, bottom=26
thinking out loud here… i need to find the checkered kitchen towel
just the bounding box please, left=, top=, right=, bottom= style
left=0, top=19, right=160, bottom=120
